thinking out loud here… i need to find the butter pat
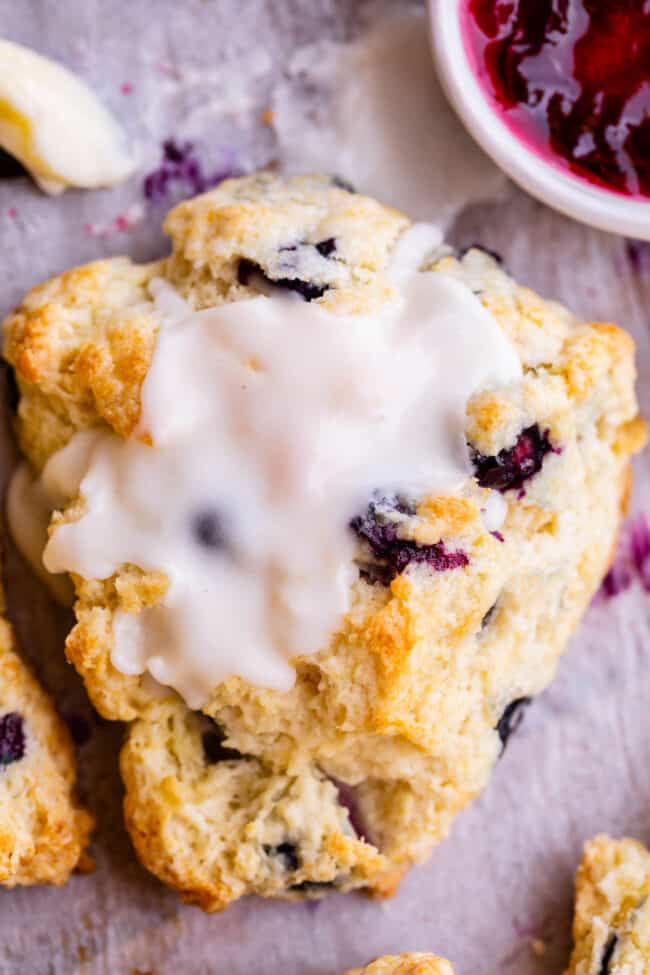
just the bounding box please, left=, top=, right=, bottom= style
left=0, top=39, right=135, bottom=194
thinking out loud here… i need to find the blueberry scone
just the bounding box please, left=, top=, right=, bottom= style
left=3, top=173, right=644, bottom=909
left=342, top=955, right=454, bottom=975
left=566, top=836, right=650, bottom=975
left=0, top=578, right=93, bottom=885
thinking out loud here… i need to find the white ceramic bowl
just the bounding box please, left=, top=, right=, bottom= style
left=428, top=0, right=650, bottom=240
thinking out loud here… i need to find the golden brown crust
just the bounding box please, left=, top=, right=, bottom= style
left=4, top=258, right=162, bottom=467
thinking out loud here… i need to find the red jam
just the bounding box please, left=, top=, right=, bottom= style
left=463, top=1, right=650, bottom=198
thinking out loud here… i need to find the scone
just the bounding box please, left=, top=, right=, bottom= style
left=0, top=578, right=93, bottom=885
left=3, top=173, right=644, bottom=909
left=343, top=955, right=454, bottom=975
left=566, top=835, right=650, bottom=974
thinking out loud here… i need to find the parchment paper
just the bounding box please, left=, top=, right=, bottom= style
left=1, top=3, right=650, bottom=974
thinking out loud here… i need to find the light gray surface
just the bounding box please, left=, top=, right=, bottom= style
left=1, top=3, right=650, bottom=974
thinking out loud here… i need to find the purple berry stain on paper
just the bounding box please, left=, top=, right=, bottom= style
left=598, top=514, right=650, bottom=601
left=143, top=139, right=238, bottom=204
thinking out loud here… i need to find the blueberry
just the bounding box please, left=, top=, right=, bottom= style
left=0, top=147, right=26, bottom=180
left=459, top=243, right=505, bottom=266
left=350, top=494, right=414, bottom=550
left=237, top=258, right=328, bottom=302
left=279, top=238, right=336, bottom=259
left=471, top=425, right=555, bottom=495
left=331, top=176, right=355, bottom=192
left=350, top=494, right=469, bottom=585
left=162, top=139, right=188, bottom=164
left=201, top=721, right=241, bottom=763
left=264, top=842, right=300, bottom=872
left=599, top=935, right=618, bottom=975
left=315, top=238, right=336, bottom=257
left=0, top=713, right=25, bottom=766
left=191, top=510, right=225, bottom=551
left=481, top=602, right=498, bottom=629
left=496, top=698, right=531, bottom=751
left=274, top=277, right=328, bottom=301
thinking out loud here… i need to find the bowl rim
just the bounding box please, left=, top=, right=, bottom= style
left=427, top=0, right=650, bottom=240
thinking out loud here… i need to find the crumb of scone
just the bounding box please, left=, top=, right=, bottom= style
left=0, top=578, right=93, bottom=886
left=342, top=954, right=455, bottom=975
left=565, top=835, right=650, bottom=974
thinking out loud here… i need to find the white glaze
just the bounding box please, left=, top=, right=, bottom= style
left=0, top=39, right=134, bottom=194
left=11, top=267, right=520, bottom=707
left=389, top=224, right=445, bottom=275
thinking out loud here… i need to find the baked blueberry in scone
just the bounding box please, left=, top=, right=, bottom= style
left=565, top=835, right=650, bottom=975
left=2, top=173, right=645, bottom=909
left=343, top=955, right=454, bottom=975
left=0, top=578, right=93, bottom=885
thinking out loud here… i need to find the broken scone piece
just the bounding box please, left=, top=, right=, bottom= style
left=343, top=955, right=454, bottom=975
left=3, top=173, right=645, bottom=910
left=0, top=580, right=93, bottom=885
left=566, top=835, right=650, bottom=975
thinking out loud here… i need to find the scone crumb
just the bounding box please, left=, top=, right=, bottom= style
left=530, top=937, right=546, bottom=957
